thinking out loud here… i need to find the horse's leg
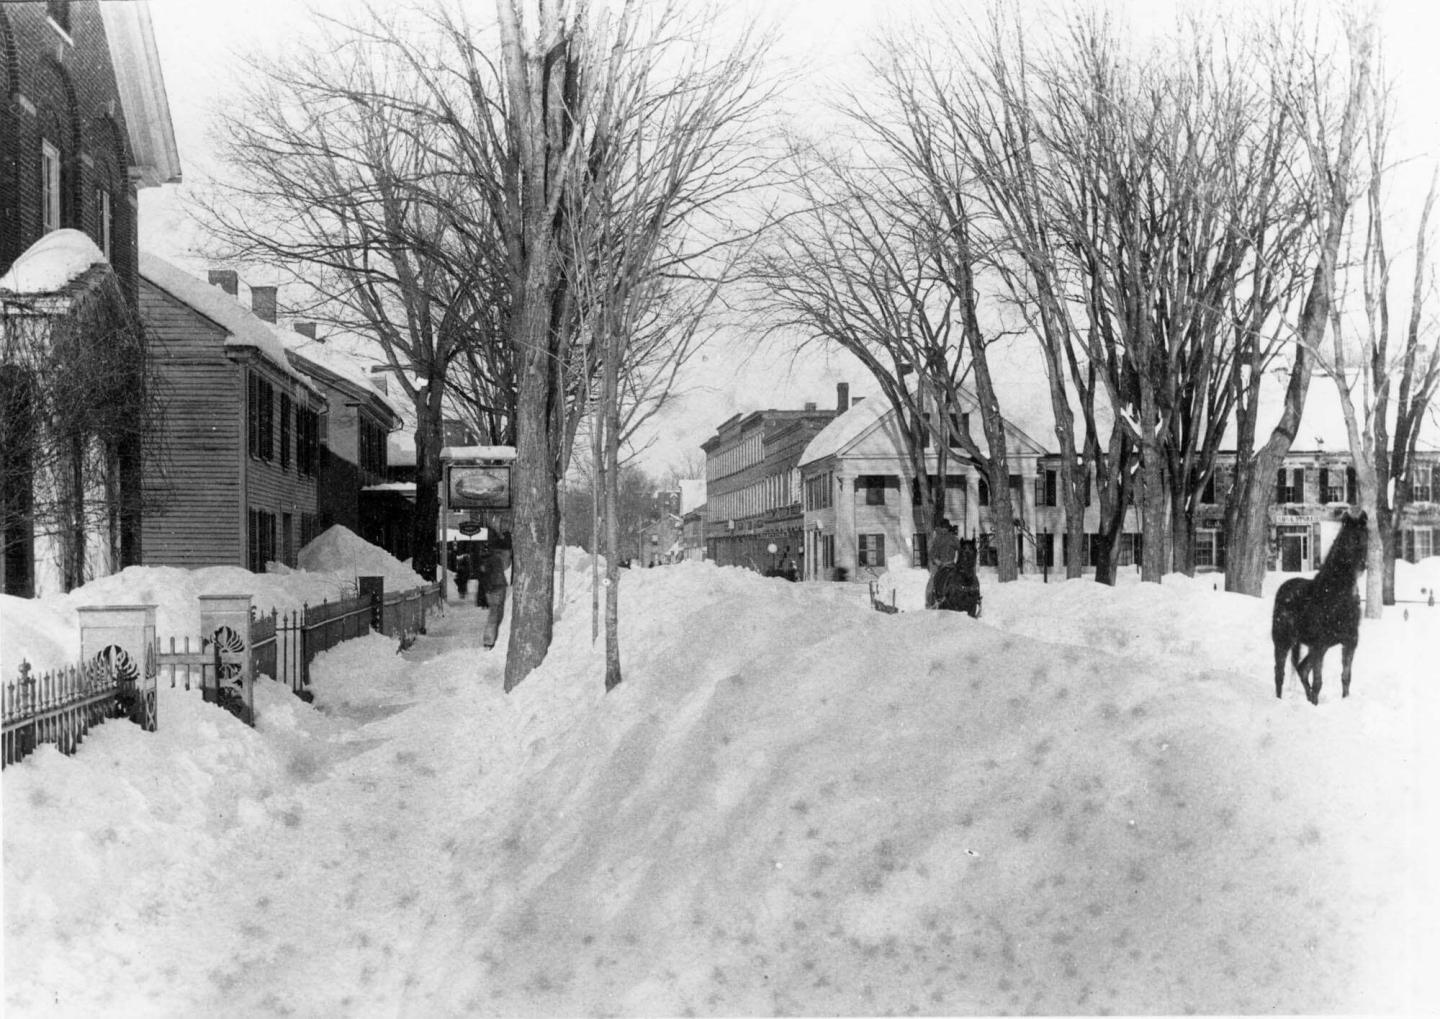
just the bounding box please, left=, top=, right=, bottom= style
left=1292, top=644, right=1312, bottom=702
left=1273, top=640, right=1289, bottom=699
left=1340, top=641, right=1356, bottom=698
left=1307, top=647, right=1325, bottom=706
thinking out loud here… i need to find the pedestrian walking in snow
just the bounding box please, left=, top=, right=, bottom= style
left=476, top=533, right=511, bottom=650
left=454, top=552, right=471, bottom=599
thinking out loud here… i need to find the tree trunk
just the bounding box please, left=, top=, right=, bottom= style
left=504, top=291, right=560, bottom=692
left=602, top=333, right=623, bottom=692
left=411, top=382, right=446, bottom=582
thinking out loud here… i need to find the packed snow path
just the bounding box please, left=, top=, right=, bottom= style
left=5, top=562, right=1438, bottom=1016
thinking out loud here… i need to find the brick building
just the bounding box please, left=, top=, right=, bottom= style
left=702, top=389, right=841, bottom=575
left=1, top=1, right=180, bottom=300
left=1, top=1, right=179, bottom=595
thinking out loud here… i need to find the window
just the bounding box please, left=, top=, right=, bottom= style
left=1410, top=467, right=1435, bottom=503
left=1195, top=529, right=1222, bottom=569
left=821, top=534, right=835, bottom=570
left=281, top=513, right=294, bottom=567
left=1201, top=471, right=1216, bottom=505
left=296, top=408, right=319, bottom=477
left=858, top=533, right=886, bottom=567
left=41, top=141, right=61, bottom=234
left=279, top=393, right=292, bottom=470
left=1319, top=467, right=1345, bottom=504
left=1036, top=469, right=1058, bottom=508
left=359, top=418, right=387, bottom=476
left=978, top=475, right=989, bottom=507
left=1401, top=527, right=1438, bottom=563
left=1276, top=467, right=1305, bottom=504
left=805, top=473, right=833, bottom=511
left=247, top=509, right=277, bottom=572
left=857, top=475, right=896, bottom=506
left=97, top=188, right=112, bottom=259
left=247, top=372, right=274, bottom=461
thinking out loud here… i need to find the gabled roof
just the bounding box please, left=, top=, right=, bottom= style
left=286, top=337, right=405, bottom=427
left=139, top=252, right=314, bottom=390
left=799, top=391, right=1051, bottom=468
left=98, top=3, right=181, bottom=188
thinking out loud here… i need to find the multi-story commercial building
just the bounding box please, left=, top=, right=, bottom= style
left=702, top=388, right=842, bottom=574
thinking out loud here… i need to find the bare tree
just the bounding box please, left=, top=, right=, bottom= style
left=758, top=50, right=1025, bottom=581
left=1223, top=15, right=1371, bottom=596
left=1325, top=58, right=1438, bottom=616
left=561, top=1, right=773, bottom=689
left=493, top=0, right=774, bottom=690
left=197, top=9, right=499, bottom=581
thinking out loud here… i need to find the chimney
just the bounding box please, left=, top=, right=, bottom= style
left=251, top=285, right=278, bottom=323
left=803, top=401, right=817, bottom=411
left=852, top=396, right=865, bottom=407
left=293, top=322, right=317, bottom=339
left=836, top=382, right=849, bottom=412
left=207, top=269, right=238, bottom=297
left=368, top=365, right=389, bottom=395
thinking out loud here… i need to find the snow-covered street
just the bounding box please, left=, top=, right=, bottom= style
left=4, top=547, right=1439, bottom=1016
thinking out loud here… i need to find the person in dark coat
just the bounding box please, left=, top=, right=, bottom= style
left=454, top=552, right=471, bottom=599
left=476, top=532, right=511, bottom=650
left=926, top=518, right=960, bottom=609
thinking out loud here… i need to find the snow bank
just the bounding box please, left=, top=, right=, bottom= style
left=4, top=558, right=1437, bottom=1016
left=298, top=524, right=427, bottom=590
left=0, top=528, right=426, bottom=678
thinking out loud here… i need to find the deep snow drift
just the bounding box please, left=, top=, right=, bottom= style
left=4, top=548, right=1438, bottom=1016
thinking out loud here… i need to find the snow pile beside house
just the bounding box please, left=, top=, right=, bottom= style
left=3, top=561, right=1436, bottom=1015
left=0, top=229, right=105, bottom=294
left=297, top=524, right=427, bottom=589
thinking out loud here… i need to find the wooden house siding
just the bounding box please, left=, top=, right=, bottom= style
left=140, top=281, right=244, bottom=567
left=140, top=278, right=319, bottom=570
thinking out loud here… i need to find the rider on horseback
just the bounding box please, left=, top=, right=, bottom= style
left=925, top=518, right=960, bottom=609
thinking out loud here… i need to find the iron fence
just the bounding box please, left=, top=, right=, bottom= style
left=3, top=645, right=157, bottom=768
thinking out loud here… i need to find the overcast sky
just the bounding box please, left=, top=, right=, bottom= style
left=137, top=0, right=1440, bottom=475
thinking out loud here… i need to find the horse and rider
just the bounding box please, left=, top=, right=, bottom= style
left=926, top=517, right=981, bottom=618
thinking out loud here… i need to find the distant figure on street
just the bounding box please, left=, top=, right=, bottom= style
left=454, top=552, right=471, bottom=599
left=926, top=518, right=960, bottom=609
left=476, top=532, right=511, bottom=650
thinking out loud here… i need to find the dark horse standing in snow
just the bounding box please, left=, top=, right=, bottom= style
left=931, top=538, right=982, bottom=618
left=1271, top=510, right=1368, bottom=705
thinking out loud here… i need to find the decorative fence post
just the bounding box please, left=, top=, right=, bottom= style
left=199, top=595, right=255, bottom=727
left=359, top=576, right=385, bottom=635
left=77, top=604, right=158, bottom=732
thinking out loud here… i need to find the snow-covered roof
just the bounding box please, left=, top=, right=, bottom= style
left=97, top=2, right=181, bottom=188
left=798, top=398, right=891, bottom=467
left=0, top=230, right=106, bottom=294
left=362, top=482, right=416, bottom=494
left=139, top=252, right=314, bottom=389
left=286, top=336, right=406, bottom=425
left=441, top=446, right=517, bottom=462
